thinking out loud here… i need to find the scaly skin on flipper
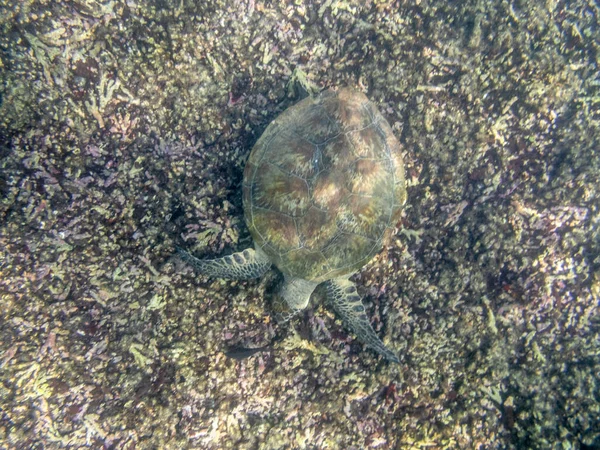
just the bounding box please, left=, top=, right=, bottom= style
left=176, top=247, right=271, bottom=280
left=325, top=277, right=399, bottom=363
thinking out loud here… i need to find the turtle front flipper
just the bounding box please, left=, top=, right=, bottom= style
left=326, top=277, right=399, bottom=363
left=176, top=246, right=271, bottom=280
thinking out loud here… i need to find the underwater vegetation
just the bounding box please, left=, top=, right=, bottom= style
left=0, top=0, right=599, bottom=448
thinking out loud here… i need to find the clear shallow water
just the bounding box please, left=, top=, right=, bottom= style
left=0, top=1, right=598, bottom=448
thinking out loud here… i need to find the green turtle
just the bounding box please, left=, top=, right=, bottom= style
left=178, top=88, right=406, bottom=363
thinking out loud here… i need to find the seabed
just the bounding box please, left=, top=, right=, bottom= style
left=0, top=1, right=599, bottom=448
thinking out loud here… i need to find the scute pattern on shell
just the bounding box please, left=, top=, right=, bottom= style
left=243, top=88, right=406, bottom=282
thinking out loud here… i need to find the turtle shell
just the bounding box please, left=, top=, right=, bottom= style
left=243, top=88, right=406, bottom=282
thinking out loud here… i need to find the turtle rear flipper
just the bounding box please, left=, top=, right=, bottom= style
left=326, top=277, right=399, bottom=363
left=176, top=246, right=271, bottom=280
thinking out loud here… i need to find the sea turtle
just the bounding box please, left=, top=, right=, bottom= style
left=178, top=88, right=406, bottom=363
